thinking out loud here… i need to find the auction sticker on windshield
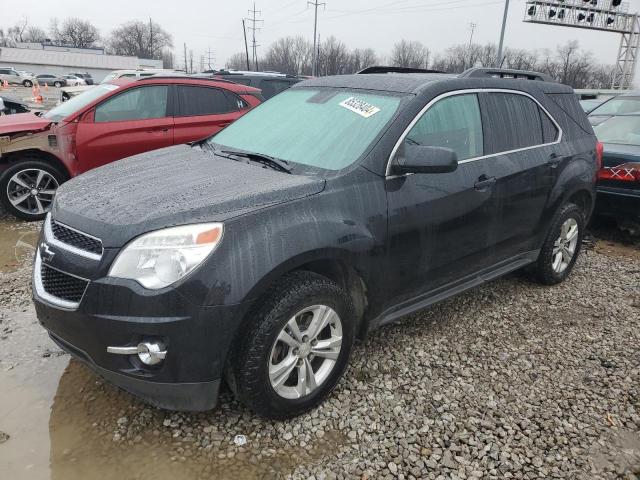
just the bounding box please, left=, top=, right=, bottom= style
left=339, top=97, right=381, bottom=118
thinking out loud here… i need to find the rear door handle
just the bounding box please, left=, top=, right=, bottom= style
left=147, top=127, right=169, bottom=133
left=474, top=174, right=496, bottom=191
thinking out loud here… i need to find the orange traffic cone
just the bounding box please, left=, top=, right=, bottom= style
left=44, top=82, right=49, bottom=91
left=32, top=85, right=36, bottom=97
left=3, top=79, right=8, bottom=89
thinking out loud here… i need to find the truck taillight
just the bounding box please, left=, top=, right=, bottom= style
left=595, top=141, right=603, bottom=171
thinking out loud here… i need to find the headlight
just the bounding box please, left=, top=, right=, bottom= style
left=108, top=223, right=223, bottom=289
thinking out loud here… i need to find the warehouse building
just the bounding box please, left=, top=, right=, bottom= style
left=0, top=43, right=163, bottom=82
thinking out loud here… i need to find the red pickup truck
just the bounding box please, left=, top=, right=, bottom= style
left=0, top=76, right=262, bottom=220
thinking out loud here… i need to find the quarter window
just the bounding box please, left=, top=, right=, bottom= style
left=95, top=86, right=168, bottom=122
left=540, top=108, right=559, bottom=143
left=404, top=93, right=483, bottom=161
left=177, top=86, right=241, bottom=116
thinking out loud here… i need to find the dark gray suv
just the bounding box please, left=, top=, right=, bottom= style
left=33, top=67, right=598, bottom=419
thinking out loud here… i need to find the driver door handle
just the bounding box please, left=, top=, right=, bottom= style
left=474, top=174, right=496, bottom=191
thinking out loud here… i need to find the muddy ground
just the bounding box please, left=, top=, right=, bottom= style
left=0, top=206, right=638, bottom=480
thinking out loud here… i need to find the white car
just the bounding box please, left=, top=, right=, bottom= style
left=63, top=74, right=87, bottom=86
left=0, top=67, right=35, bottom=87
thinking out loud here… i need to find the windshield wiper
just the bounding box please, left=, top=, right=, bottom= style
left=219, top=149, right=291, bottom=174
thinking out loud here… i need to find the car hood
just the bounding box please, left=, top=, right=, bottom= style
left=51, top=144, right=326, bottom=248
left=0, top=112, right=51, bottom=135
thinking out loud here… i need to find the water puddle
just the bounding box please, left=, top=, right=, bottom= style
left=0, top=307, right=345, bottom=480
left=0, top=219, right=40, bottom=273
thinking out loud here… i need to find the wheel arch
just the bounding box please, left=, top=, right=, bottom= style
left=0, top=149, right=70, bottom=180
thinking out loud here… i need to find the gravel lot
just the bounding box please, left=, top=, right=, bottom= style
left=0, top=203, right=639, bottom=480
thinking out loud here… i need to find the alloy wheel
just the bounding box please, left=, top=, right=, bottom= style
left=6, top=168, right=58, bottom=216
left=269, top=305, right=343, bottom=399
left=551, top=217, right=579, bottom=273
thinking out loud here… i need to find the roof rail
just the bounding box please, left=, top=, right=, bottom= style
left=459, top=67, right=554, bottom=82
left=135, top=74, right=240, bottom=85
left=357, top=66, right=445, bottom=75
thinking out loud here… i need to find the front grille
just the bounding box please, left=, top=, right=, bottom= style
left=40, top=264, right=88, bottom=303
left=51, top=221, right=102, bottom=255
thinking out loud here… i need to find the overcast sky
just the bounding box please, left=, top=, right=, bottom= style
left=3, top=0, right=635, bottom=68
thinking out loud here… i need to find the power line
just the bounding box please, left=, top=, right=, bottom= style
left=308, top=0, right=326, bottom=77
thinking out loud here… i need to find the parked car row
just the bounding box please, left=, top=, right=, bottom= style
left=0, top=67, right=94, bottom=88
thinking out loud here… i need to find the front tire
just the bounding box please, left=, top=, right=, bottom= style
left=532, top=203, right=584, bottom=285
left=0, top=158, right=66, bottom=221
left=54, top=81, right=62, bottom=88
left=228, top=271, right=355, bottom=419
left=22, top=79, right=33, bottom=87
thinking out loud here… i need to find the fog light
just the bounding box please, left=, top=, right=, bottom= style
left=137, top=341, right=167, bottom=366
left=107, top=340, right=167, bottom=366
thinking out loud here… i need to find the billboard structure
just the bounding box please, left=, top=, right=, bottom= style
left=523, top=0, right=639, bottom=89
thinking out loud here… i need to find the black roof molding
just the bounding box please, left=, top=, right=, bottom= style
left=357, top=66, right=445, bottom=75
left=460, top=67, right=554, bottom=82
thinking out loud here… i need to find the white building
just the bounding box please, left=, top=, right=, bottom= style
left=0, top=44, right=163, bottom=82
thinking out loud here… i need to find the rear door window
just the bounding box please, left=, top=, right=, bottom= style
left=482, top=93, right=544, bottom=153
left=177, top=85, right=239, bottom=116
left=95, top=85, right=169, bottom=122
left=404, top=93, right=484, bottom=161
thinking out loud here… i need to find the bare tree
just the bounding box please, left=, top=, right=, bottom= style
left=262, top=36, right=312, bottom=75
left=50, top=18, right=100, bottom=48
left=107, top=20, right=172, bottom=60
left=390, top=40, right=430, bottom=69
left=348, top=48, right=378, bottom=73
left=226, top=52, right=249, bottom=70
left=318, top=36, right=350, bottom=75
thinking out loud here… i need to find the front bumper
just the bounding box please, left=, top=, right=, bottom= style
left=49, top=332, right=221, bottom=411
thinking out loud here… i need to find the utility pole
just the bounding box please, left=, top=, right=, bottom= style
left=308, top=0, right=326, bottom=76
left=468, top=22, right=477, bottom=48
left=242, top=19, right=251, bottom=70
left=245, top=2, right=263, bottom=71
left=149, top=18, right=153, bottom=58
left=183, top=42, right=188, bottom=73
left=496, top=0, right=509, bottom=67
left=206, top=47, right=214, bottom=71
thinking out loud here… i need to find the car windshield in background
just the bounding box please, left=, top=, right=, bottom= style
left=590, top=96, right=640, bottom=116
left=210, top=88, right=403, bottom=171
left=594, top=115, right=640, bottom=146
left=43, top=84, right=119, bottom=122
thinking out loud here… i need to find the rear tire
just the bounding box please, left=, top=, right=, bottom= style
left=0, top=158, right=67, bottom=221
left=228, top=271, right=355, bottom=419
left=531, top=203, right=584, bottom=285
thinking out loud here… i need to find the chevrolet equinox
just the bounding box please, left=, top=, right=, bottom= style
left=33, top=67, right=600, bottom=419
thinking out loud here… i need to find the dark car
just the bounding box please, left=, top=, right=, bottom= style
left=69, top=72, right=95, bottom=85
left=206, top=70, right=300, bottom=99
left=593, top=114, right=640, bottom=231
left=33, top=67, right=598, bottom=419
left=35, top=74, right=67, bottom=87
left=588, top=91, right=637, bottom=126
left=0, top=94, right=30, bottom=115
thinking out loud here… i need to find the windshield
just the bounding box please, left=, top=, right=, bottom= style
left=590, top=96, right=640, bottom=116
left=210, top=88, right=403, bottom=171
left=43, top=84, right=119, bottom=122
left=594, top=115, right=640, bottom=146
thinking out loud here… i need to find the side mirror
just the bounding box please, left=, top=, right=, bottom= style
left=392, top=144, right=459, bottom=175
